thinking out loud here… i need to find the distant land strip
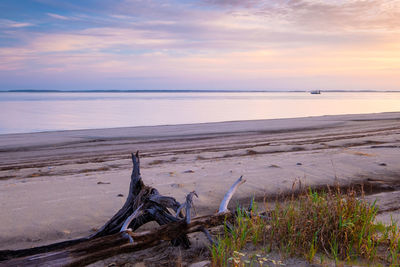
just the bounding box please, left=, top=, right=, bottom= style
left=1, top=89, right=400, bottom=93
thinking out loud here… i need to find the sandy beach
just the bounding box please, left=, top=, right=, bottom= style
left=1, top=112, right=400, bottom=252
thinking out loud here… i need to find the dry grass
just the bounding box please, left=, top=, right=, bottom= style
left=210, top=187, right=400, bottom=266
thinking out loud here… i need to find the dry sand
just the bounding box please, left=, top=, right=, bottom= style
left=1, top=112, right=400, bottom=254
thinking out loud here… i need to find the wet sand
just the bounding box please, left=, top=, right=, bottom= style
left=1, top=112, right=400, bottom=251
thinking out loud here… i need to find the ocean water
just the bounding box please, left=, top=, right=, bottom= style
left=0, top=91, right=399, bottom=134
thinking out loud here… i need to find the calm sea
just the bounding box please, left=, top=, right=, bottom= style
left=0, top=91, right=399, bottom=134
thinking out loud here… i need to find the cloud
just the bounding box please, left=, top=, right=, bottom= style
left=203, top=0, right=400, bottom=32
left=0, top=19, right=33, bottom=28
left=0, top=0, right=399, bottom=90
left=202, top=0, right=260, bottom=8
left=47, top=13, right=72, bottom=20
left=277, top=0, right=400, bottom=31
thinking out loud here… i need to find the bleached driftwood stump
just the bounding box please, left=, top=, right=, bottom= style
left=0, top=152, right=245, bottom=266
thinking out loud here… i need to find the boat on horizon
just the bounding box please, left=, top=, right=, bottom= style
left=310, top=90, right=321, bottom=94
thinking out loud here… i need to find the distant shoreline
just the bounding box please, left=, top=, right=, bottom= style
left=1, top=89, right=400, bottom=93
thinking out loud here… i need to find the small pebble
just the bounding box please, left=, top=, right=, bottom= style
left=296, top=162, right=302, bottom=165
left=183, top=170, right=194, bottom=173
left=117, top=194, right=124, bottom=197
left=97, top=181, right=111, bottom=185
left=379, top=163, right=387, bottom=166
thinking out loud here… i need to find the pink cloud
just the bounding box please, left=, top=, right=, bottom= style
left=47, top=13, right=72, bottom=20
left=0, top=19, right=33, bottom=28
left=1, top=0, right=399, bottom=90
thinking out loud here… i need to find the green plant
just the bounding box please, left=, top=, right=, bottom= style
left=210, top=187, right=400, bottom=266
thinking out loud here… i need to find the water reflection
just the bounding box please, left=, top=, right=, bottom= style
left=0, top=92, right=399, bottom=134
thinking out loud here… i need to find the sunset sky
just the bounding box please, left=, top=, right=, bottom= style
left=0, top=0, right=399, bottom=91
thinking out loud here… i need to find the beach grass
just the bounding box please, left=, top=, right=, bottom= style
left=210, top=187, right=400, bottom=266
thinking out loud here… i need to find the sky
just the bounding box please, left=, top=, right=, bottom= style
left=0, top=0, right=399, bottom=91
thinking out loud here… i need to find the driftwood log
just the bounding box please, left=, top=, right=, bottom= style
left=0, top=152, right=245, bottom=266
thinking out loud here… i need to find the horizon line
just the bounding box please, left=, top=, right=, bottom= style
left=1, top=89, right=400, bottom=93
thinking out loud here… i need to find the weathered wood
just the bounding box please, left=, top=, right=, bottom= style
left=176, top=191, right=198, bottom=223
left=2, top=213, right=232, bottom=267
left=219, top=176, right=246, bottom=213
left=0, top=152, right=178, bottom=261
left=0, top=152, right=148, bottom=261
left=90, top=151, right=145, bottom=238
left=0, top=152, right=245, bottom=266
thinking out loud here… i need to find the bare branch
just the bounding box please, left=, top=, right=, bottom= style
left=120, top=204, right=144, bottom=243
left=218, top=176, right=246, bottom=213
left=185, top=191, right=198, bottom=223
